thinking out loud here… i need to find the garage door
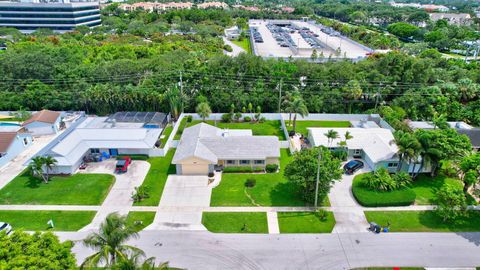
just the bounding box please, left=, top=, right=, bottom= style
left=181, top=164, right=209, bottom=175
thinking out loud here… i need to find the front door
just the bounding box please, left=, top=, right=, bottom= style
left=109, top=149, right=119, bottom=156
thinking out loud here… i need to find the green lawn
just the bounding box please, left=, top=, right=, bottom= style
left=202, top=212, right=268, bottom=233
left=352, top=173, right=416, bottom=207
left=126, top=211, right=156, bottom=232
left=289, top=120, right=351, bottom=135
left=365, top=211, right=480, bottom=232
left=186, top=120, right=286, bottom=140
left=159, top=124, right=173, bottom=148
left=133, top=150, right=176, bottom=206
left=0, top=173, right=114, bottom=205
left=173, top=117, right=188, bottom=140
left=0, top=210, right=96, bottom=231
left=211, top=149, right=327, bottom=206
left=411, top=174, right=475, bottom=205
left=277, top=211, right=336, bottom=233
left=231, top=38, right=252, bottom=54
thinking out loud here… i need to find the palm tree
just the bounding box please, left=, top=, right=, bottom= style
left=43, top=155, right=57, bottom=182
left=324, top=129, right=339, bottom=146
left=287, top=97, right=309, bottom=133
left=457, top=78, right=478, bottom=102
left=165, top=86, right=186, bottom=120
left=344, top=131, right=353, bottom=141
left=343, top=80, right=363, bottom=114
left=393, top=130, right=421, bottom=173
left=282, top=90, right=300, bottom=127
left=113, top=249, right=170, bottom=270
left=29, top=156, right=46, bottom=183
left=196, top=102, right=211, bottom=122
left=81, top=213, right=142, bottom=269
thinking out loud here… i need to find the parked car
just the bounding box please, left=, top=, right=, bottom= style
left=0, top=222, right=12, bottom=234
left=115, top=156, right=132, bottom=173
left=343, top=160, right=364, bottom=174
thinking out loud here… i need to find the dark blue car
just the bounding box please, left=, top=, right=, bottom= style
left=343, top=160, right=364, bottom=175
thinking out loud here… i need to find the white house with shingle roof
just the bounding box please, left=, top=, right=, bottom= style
left=173, top=123, right=280, bottom=175
left=22, top=109, right=62, bottom=136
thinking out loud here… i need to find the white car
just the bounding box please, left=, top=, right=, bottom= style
left=0, top=222, right=12, bottom=235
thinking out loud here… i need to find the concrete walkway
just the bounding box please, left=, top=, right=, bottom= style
left=329, top=167, right=371, bottom=233
left=0, top=134, right=58, bottom=189
left=79, top=159, right=150, bottom=231
left=267, top=211, right=280, bottom=234
left=222, top=37, right=246, bottom=57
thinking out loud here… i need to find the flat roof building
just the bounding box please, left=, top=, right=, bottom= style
left=0, top=0, right=101, bottom=33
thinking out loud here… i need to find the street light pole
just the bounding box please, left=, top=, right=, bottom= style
left=314, top=148, right=321, bottom=208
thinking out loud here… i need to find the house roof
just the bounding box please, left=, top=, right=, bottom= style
left=0, top=132, right=17, bottom=153
left=173, top=123, right=280, bottom=164
left=22, top=110, right=61, bottom=126
left=308, top=127, right=398, bottom=163
left=457, top=129, right=480, bottom=148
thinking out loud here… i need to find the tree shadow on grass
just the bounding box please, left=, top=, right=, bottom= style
left=269, top=182, right=308, bottom=207
left=23, top=175, right=43, bottom=189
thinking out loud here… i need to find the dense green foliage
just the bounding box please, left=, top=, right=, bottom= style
left=352, top=173, right=416, bottom=207
left=284, top=147, right=342, bottom=204
left=0, top=231, right=77, bottom=269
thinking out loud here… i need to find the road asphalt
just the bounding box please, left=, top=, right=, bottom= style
left=57, top=230, right=480, bottom=270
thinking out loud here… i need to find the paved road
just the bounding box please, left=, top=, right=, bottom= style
left=57, top=230, right=480, bottom=269
left=222, top=37, right=246, bottom=57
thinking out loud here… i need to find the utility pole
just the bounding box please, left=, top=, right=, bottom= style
left=277, top=78, right=283, bottom=113
left=314, top=149, right=321, bottom=208
left=179, top=70, right=184, bottom=114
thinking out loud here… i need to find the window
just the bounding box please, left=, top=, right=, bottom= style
left=240, top=160, right=250, bottom=165
left=226, top=160, right=235, bottom=165
left=353, top=149, right=362, bottom=155
left=23, top=138, right=29, bottom=146
left=254, top=160, right=265, bottom=165
left=387, top=162, right=398, bottom=168
left=91, top=148, right=100, bottom=154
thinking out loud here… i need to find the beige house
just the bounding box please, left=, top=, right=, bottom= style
left=173, top=123, right=280, bottom=175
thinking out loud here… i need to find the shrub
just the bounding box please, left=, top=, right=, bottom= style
left=331, top=150, right=347, bottom=161
left=265, top=164, right=278, bottom=173
left=315, top=209, right=328, bottom=221
left=223, top=44, right=233, bottom=52
left=185, top=115, right=193, bottom=123
left=364, top=168, right=412, bottom=192
left=245, top=178, right=256, bottom=188
left=352, top=174, right=416, bottom=207
left=392, top=172, right=412, bottom=189
left=223, top=166, right=264, bottom=173
left=221, top=113, right=233, bottom=123
left=234, top=112, right=242, bottom=121
left=131, top=186, right=150, bottom=202
left=258, top=116, right=266, bottom=123
left=243, top=116, right=251, bottom=122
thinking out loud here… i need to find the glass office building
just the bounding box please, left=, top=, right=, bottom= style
left=0, top=0, right=101, bottom=33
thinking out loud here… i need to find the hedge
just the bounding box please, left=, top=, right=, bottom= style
left=352, top=173, right=416, bottom=207
left=223, top=166, right=264, bottom=173
left=116, top=155, right=149, bottom=161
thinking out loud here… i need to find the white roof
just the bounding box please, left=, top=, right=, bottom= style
left=408, top=121, right=473, bottom=130
left=308, top=127, right=398, bottom=163
left=173, top=123, right=280, bottom=164
left=44, top=116, right=161, bottom=166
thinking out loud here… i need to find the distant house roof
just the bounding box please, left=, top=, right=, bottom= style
left=0, top=132, right=16, bottom=153
left=457, top=129, right=480, bottom=148
left=308, top=127, right=398, bottom=163
left=173, top=123, right=280, bottom=164
left=408, top=121, right=473, bottom=130
left=22, top=110, right=61, bottom=126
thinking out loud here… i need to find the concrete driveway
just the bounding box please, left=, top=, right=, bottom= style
left=329, top=162, right=371, bottom=233
left=0, top=134, right=58, bottom=189
left=146, top=175, right=212, bottom=231
left=79, top=159, right=150, bottom=231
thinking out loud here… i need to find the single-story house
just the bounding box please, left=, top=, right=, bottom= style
left=173, top=123, right=280, bottom=175
left=30, top=112, right=168, bottom=174
left=225, top=26, right=241, bottom=40
left=22, top=110, right=62, bottom=136
left=307, top=127, right=429, bottom=173
left=0, top=129, right=33, bottom=168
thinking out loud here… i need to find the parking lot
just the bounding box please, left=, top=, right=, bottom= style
left=249, top=20, right=372, bottom=60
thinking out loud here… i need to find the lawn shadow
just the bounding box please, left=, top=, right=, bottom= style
left=24, top=175, right=43, bottom=189
left=269, top=182, right=308, bottom=206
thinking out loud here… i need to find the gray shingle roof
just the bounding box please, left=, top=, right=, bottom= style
left=457, top=128, right=480, bottom=148
left=172, top=123, right=280, bottom=164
